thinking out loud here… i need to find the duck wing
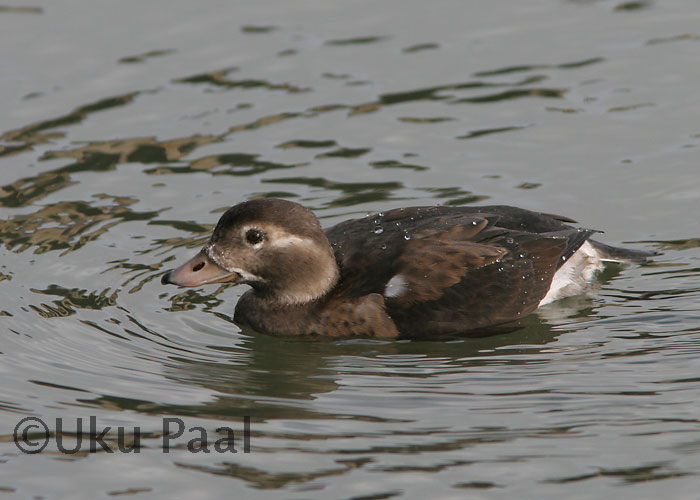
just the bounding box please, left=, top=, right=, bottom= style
left=326, top=206, right=595, bottom=336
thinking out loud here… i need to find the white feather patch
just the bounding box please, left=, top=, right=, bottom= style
left=538, top=241, right=604, bottom=306
left=227, top=267, right=264, bottom=283
left=272, top=234, right=312, bottom=248
left=384, top=274, right=408, bottom=298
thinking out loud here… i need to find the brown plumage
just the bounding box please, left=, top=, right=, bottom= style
left=161, top=198, right=653, bottom=338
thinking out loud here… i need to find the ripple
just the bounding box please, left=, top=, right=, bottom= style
left=240, top=25, right=277, bottom=34
left=647, top=34, right=700, bottom=45
left=0, top=196, right=161, bottom=253
left=457, top=125, right=528, bottom=140
left=546, top=463, right=691, bottom=484
left=402, top=43, right=440, bottom=53
left=145, top=152, right=299, bottom=177
left=0, top=92, right=138, bottom=159
left=325, top=36, right=390, bottom=46
left=276, top=139, right=337, bottom=149
left=473, top=57, right=605, bottom=77
left=262, top=177, right=406, bottom=207
left=398, top=116, right=455, bottom=124
left=614, top=1, right=652, bottom=12
left=369, top=160, right=428, bottom=171
left=118, top=49, right=175, bottom=64
left=452, top=88, right=566, bottom=104
left=0, top=6, right=42, bottom=14
left=315, top=147, right=372, bottom=159
left=174, top=67, right=311, bottom=93
left=28, top=285, right=119, bottom=317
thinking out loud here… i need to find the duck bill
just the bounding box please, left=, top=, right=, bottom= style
left=161, top=251, right=240, bottom=287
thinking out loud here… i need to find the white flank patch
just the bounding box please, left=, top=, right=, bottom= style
left=538, top=241, right=604, bottom=306
left=384, top=274, right=408, bottom=298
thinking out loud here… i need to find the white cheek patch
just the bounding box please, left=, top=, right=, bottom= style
left=384, top=274, right=408, bottom=298
left=272, top=234, right=311, bottom=248
left=227, top=267, right=264, bottom=283
left=241, top=225, right=313, bottom=249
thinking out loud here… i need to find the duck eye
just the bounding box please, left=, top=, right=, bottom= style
left=245, top=228, right=265, bottom=245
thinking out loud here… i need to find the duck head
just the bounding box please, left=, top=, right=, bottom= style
left=161, top=198, right=339, bottom=305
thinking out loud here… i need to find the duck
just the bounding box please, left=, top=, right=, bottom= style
left=161, top=198, right=653, bottom=338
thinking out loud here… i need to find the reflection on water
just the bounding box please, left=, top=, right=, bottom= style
left=175, top=68, right=312, bottom=94
left=1, top=0, right=700, bottom=498
left=1, top=196, right=160, bottom=254
left=0, top=55, right=605, bottom=216
left=29, top=284, right=119, bottom=317
left=0, top=93, right=139, bottom=161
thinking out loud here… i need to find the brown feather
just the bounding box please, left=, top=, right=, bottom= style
left=390, top=223, right=507, bottom=306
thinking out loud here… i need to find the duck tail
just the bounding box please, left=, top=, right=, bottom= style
left=588, top=240, right=658, bottom=263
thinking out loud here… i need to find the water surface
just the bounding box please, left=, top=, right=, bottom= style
left=1, top=0, right=700, bottom=498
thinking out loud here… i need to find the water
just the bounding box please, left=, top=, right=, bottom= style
left=2, top=0, right=700, bottom=498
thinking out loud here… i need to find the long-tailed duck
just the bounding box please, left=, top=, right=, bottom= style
left=162, top=198, right=652, bottom=338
